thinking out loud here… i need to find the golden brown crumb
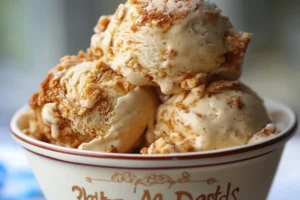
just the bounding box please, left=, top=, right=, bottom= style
left=136, top=8, right=189, bottom=31
left=128, top=0, right=148, bottom=5
left=107, top=145, right=118, bottom=153
left=140, top=147, right=148, bottom=154
left=181, top=73, right=208, bottom=90
left=205, top=10, right=221, bottom=21
left=175, top=102, right=188, bottom=111
left=162, top=49, right=178, bottom=60
left=263, top=128, right=276, bottom=135
left=227, top=96, right=246, bottom=110
left=94, top=15, right=112, bottom=33
left=196, top=113, right=203, bottom=118
left=29, top=92, right=39, bottom=110
left=194, top=2, right=203, bottom=11
left=205, top=80, right=241, bottom=96
left=131, top=24, right=138, bottom=32
left=225, top=29, right=252, bottom=71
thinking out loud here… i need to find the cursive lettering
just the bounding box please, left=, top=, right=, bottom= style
left=72, top=182, right=240, bottom=200
left=175, top=183, right=240, bottom=200
left=141, top=190, right=163, bottom=200
left=72, top=186, right=122, bottom=200
left=231, top=187, right=240, bottom=200
left=176, top=191, right=193, bottom=200
left=72, top=186, right=86, bottom=200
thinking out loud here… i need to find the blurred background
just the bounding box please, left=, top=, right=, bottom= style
left=0, top=0, right=299, bottom=124
left=0, top=0, right=299, bottom=199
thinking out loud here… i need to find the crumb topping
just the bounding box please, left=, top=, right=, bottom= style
left=227, top=96, right=246, bottom=110
left=28, top=49, right=136, bottom=148
left=128, top=0, right=220, bottom=31
left=205, top=80, right=241, bottom=96
left=225, top=29, right=252, bottom=71
left=136, top=8, right=189, bottom=30
left=94, top=15, right=112, bottom=33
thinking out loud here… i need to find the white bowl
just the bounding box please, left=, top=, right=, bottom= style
left=10, top=99, right=297, bottom=200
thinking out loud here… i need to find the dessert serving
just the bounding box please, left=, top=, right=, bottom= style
left=27, top=50, right=159, bottom=153
left=91, top=0, right=251, bottom=94
left=10, top=1, right=297, bottom=200
left=23, top=0, right=277, bottom=154
left=141, top=81, right=276, bottom=154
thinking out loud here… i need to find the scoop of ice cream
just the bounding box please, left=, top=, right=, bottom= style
left=141, top=81, right=272, bottom=154
left=91, top=0, right=252, bottom=94
left=29, top=50, right=159, bottom=153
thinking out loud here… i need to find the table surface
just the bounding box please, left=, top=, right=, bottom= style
left=0, top=126, right=299, bottom=200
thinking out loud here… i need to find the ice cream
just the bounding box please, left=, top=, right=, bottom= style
left=24, top=0, right=278, bottom=154
left=90, top=15, right=112, bottom=56
left=91, top=0, right=252, bottom=94
left=141, top=81, right=275, bottom=154
left=28, top=50, right=159, bottom=153
left=248, top=124, right=278, bottom=144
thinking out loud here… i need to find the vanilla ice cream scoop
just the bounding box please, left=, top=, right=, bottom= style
left=92, top=0, right=252, bottom=94
left=142, top=81, right=273, bottom=154
left=29, top=50, right=159, bottom=153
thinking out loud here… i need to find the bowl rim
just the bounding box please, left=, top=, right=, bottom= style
left=10, top=99, right=298, bottom=160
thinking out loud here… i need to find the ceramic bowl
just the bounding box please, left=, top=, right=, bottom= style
left=10, top=99, right=297, bottom=200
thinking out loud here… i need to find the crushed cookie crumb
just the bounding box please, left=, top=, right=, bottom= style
left=225, top=29, right=252, bottom=70
left=227, top=96, right=245, bottom=110
left=136, top=6, right=189, bottom=31
left=196, top=113, right=203, bottom=118
left=107, top=145, right=118, bottom=153
left=94, top=15, right=112, bottom=33
left=205, top=10, right=221, bottom=21
left=263, top=128, right=276, bottom=135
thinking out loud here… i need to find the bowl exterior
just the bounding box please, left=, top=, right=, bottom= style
left=23, top=146, right=283, bottom=200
